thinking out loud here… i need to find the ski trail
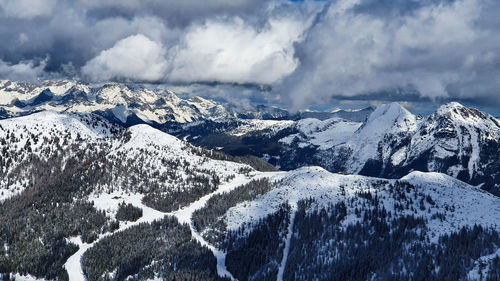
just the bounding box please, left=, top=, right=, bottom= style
left=188, top=219, right=234, bottom=280
left=172, top=173, right=264, bottom=280
left=64, top=197, right=166, bottom=281
left=277, top=203, right=297, bottom=281
left=467, top=248, right=500, bottom=280
left=65, top=173, right=265, bottom=281
left=64, top=239, right=92, bottom=281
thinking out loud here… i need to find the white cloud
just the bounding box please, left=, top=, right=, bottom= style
left=0, top=0, right=57, bottom=19
left=82, top=34, right=168, bottom=82
left=0, top=59, right=47, bottom=81
left=17, top=33, right=29, bottom=45
left=90, top=16, right=174, bottom=51
left=283, top=0, right=499, bottom=107
left=1, top=0, right=500, bottom=108
left=167, top=16, right=308, bottom=84
left=79, top=0, right=257, bottom=10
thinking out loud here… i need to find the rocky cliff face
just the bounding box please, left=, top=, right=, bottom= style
left=305, top=102, right=500, bottom=194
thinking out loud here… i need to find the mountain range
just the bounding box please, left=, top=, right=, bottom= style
left=1, top=80, right=372, bottom=125
left=0, top=80, right=500, bottom=281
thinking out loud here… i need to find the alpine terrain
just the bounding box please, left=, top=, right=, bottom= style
left=0, top=80, right=499, bottom=281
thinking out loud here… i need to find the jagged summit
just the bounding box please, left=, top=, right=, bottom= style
left=365, top=102, right=410, bottom=123
left=0, top=80, right=232, bottom=124
left=356, top=102, right=416, bottom=136
left=0, top=79, right=498, bottom=194
left=0, top=102, right=499, bottom=280
left=0, top=80, right=377, bottom=125
left=434, top=101, right=494, bottom=123
left=257, top=102, right=500, bottom=193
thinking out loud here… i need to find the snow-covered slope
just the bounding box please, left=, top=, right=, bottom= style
left=0, top=110, right=117, bottom=140
left=224, top=167, right=500, bottom=240
left=407, top=102, right=500, bottom=180
left=345, top=102, right=417, bottom=172
left=0, top=111, right=122, bottom=200
left=1, top=108, right=499, bottom=281
left=271, top=103, right=411, bottom=155
left=301, top=102, right=419, bottom=174
left=348, top=102, right=500, bottom=192
left=0, top=110, right=274, bottom=281
left=0, top=111, right=251, bottom=202
left=169, top=101, right=499, bottom=194
left=193, top=166, right=500, bottom=280
left=279, top=117, right=361, bottom=149
left=1, top=80, right=498, bottom=193
left=273, top=102, right=500, bottom=193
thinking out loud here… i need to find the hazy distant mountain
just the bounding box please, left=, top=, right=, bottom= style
left=293, top=106, right=375, bottom=122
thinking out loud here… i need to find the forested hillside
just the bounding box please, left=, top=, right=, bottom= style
left=0, top=110, right=499, bottom=281
left=0, top=112, right=262, bottom=280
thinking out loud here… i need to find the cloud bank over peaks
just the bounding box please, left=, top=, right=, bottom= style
left=1, top=0, right=500, bottom=109
left=81, top=11, right=312, bottom=84
left=282, top=0, right=500, bottom=108
left=0, top=59, right=47, bottom=81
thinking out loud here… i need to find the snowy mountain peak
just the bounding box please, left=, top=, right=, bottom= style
left=401, top=171, right=474, bottom=189
left=354, top=102, right=416, bottom=144
left=406, top=103, right=500, bottom=185
left=163, top=90, right=182, bottom=103
left=421, top=102, right=500, bottom=141
left=436, top=101, right=466, bottom=113
left=0, top=110, right=122, bottom=139
left=366, top=102, right=409, bottom=123
left=44, top=80, right=85, bottom=95
left=435, top=102, right=491, bottom=122
left=331, top=103, right=417, bottom=174
left=0, top=80, right=235, bottom=124
left=125, top=124, right=185, bottom=150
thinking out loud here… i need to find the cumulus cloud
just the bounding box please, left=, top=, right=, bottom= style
left=0, top=0, right=500, bottom=109
left=282, top=0, right=500, bottom=107
left=0, top=59, right=47, bottom=81
left=90, top=16, right=173, bottom=49
left=0, top=0, right=57, bottom=19
left=82, top=34, right=168, bottom=82
left=168, top=16, right=308, bottom=84
left=0, top=0, right=268, bottom=75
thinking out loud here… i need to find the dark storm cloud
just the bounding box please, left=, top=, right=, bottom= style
left=81, top=0, right=269, bottom=27
left=351, top=0, right=455, bottom=16
left=0, top=0, right=272, bottom=74
left=281, top=0, right=500, bottom=108
left=0, top=0, right=499, bottom=109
